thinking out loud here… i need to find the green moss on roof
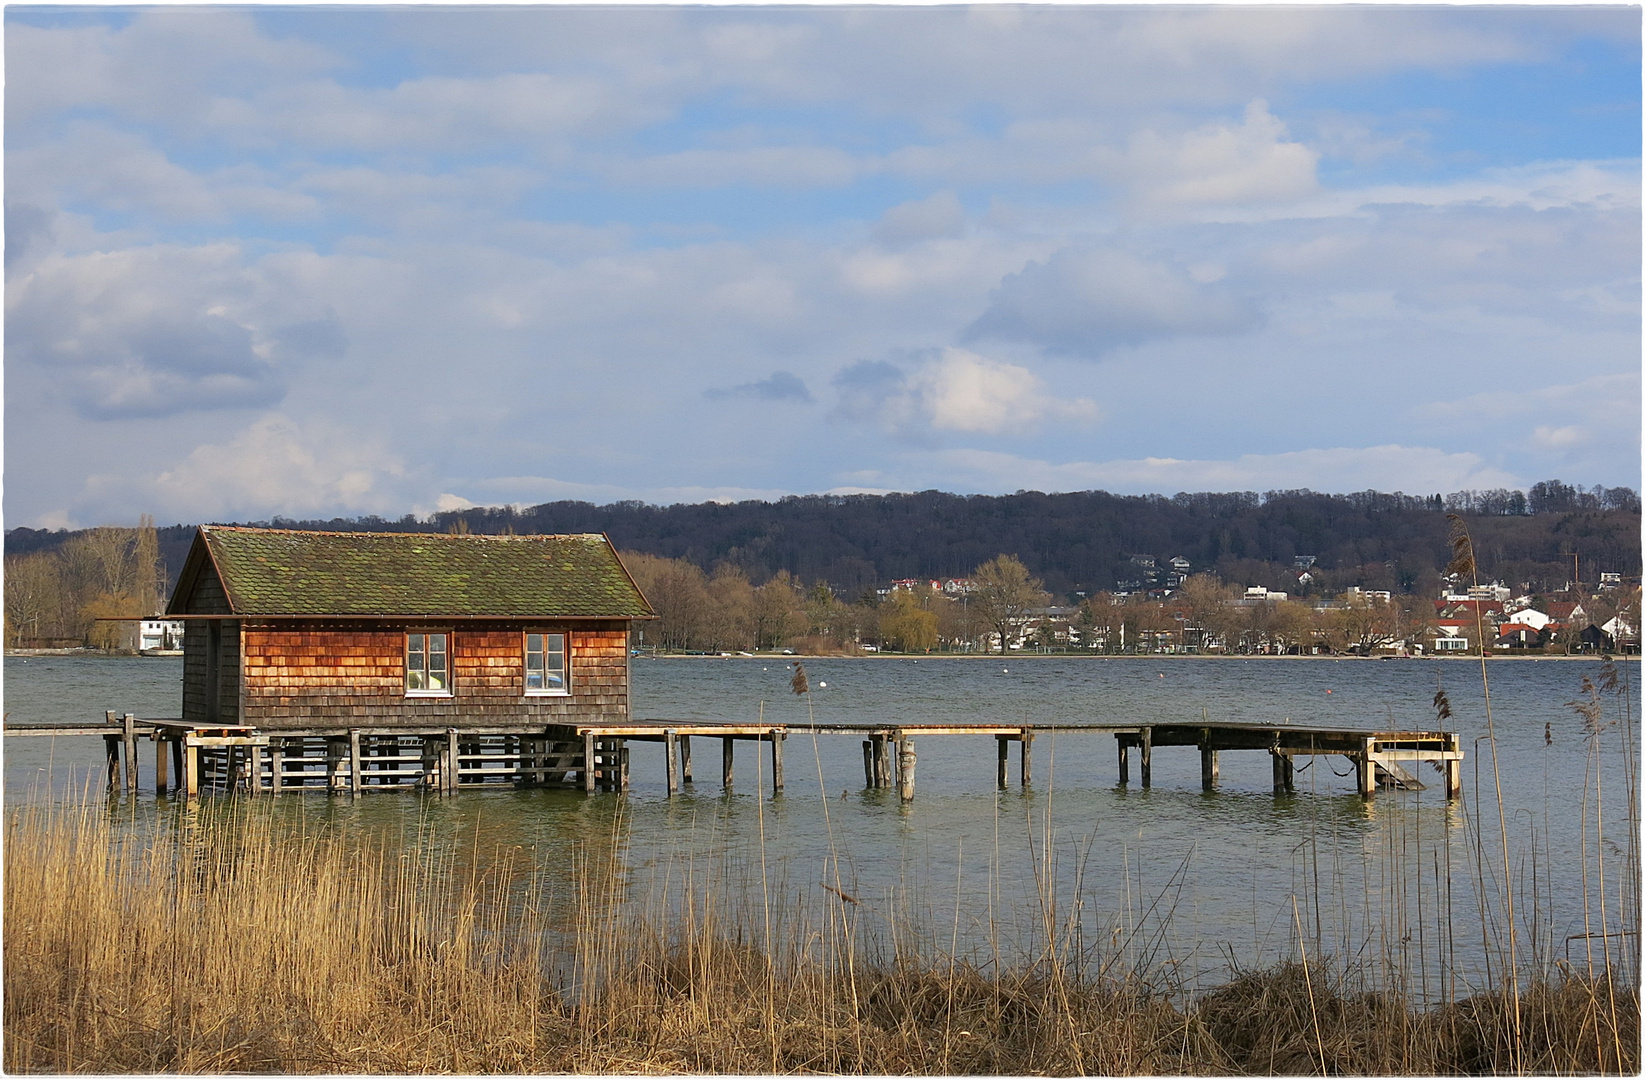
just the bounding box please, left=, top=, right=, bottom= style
left=193, top=528, right=654, bottom=618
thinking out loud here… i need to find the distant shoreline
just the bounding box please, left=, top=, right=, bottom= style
left=645, top=651, right=1631, bottom=662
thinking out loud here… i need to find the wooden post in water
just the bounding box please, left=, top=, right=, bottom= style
left=873, top=735, right=890, bottom=787
left=1356, top=738, right=1376, bottom=798
left=679, top=734, right=693, bottom=785
left=1199, top=730, right=1218, bottom=792
left=1140, top=727, right=1152, bottom=788
left=997, top=735, right=1009, bottom=789
left=898, top=738, right=917, bottom=802
left=184, top=740, right=200, bottom=799
left=123, top=713, right=139, bottom=794
left=1444, top=734, right=1461, bottom=800
left=863, top=741, right=875, bottom=788
left=770, top=732, right=785, bottom=794
left=155, top=733, right=169, bottom=796
left=104, top=712, right=120, bottom=793
left=665, top=730, right=680, bottom=795
left=348, top=730, right=362, bottom=796
left=619, top=742, right=630, bottom=791
left=584, top=732, right=598, bottom=793
left=446, top=729, right=460, bottom=793
left=271, top=740, right=285, bottom=793
left=1118, top=738, right=1129, bottom=784
left=171, top=738, right=185, bottom=795
left=1270, top=750, right=1289, bottom=793
left=722, top=736, right=734, bottom=789
left=1020, top=727, right=1033, bottom=787
left=249, top=744, right=264, bottom=794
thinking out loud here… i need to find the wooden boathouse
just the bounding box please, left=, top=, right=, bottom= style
left=154, top=525, right=666, bottom=794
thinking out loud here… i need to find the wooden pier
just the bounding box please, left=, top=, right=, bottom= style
left=5, top=715, right=1460, bottom=802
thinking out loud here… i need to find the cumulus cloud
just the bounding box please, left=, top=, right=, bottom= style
left=1102, top=100, right=1320, bottom=208
left=143, top=414, right=406, bottom=520
left=967, top=247, right=1261, bottom=356
left=705, top=370, right=814, bottom=403
left=6, top=241, right=345, bottom=419
left=832, top=348, right=1096, bottom=438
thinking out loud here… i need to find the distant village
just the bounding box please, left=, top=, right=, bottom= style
left=862, top=553, right=1640, bottom=657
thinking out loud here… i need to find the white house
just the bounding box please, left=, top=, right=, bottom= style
left=139, top=618, right=184, bottom=651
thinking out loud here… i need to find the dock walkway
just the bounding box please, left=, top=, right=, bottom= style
left=5, top=714, right=1461, bottom=801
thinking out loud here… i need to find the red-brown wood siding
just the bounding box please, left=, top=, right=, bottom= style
left=239, top=620, right=630, bottom=728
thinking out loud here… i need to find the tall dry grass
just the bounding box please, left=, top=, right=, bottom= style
left=6, top=789, right=1636, bottom=1075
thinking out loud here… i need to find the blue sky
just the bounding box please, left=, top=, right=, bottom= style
left=5, top=5, right=1640, bottom=529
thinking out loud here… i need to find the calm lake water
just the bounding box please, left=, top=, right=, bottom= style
left=5, top=653, right=1638, bottom=995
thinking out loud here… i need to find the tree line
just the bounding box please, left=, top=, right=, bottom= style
left=4, top=518, right=167, bottom=648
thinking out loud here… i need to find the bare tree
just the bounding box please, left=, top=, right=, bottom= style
left=971, top=555, right=1047, bottom=653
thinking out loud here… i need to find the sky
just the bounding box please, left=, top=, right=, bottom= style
left=4, top=5, right=1640, bottom=530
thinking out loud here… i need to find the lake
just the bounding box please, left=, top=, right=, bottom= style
left=5, top=653, right=1638, bottom=996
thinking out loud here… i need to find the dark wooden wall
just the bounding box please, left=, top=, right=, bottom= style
left=240, top=621, right=630, bottom=728
left=180, top=560, right=239, bottom=725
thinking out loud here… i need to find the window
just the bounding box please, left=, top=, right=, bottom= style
left=406, top=632, right=451, bottom=695
left=525, top=632, right=568, bottom=695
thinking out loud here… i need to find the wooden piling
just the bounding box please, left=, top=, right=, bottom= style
left=171, top=738, right=185, bottom=794
left=1140, top=727, right=1152, bottom=788
left=665, top=729, right=680, bottom=795
left=584, top=732, right=597, bottom=793
left=155, top=734, right=170, bottom=795
left=1357, top=738, right=1376, bottom=798
left=271, top=741, right=285, bottom=792
left=1271, top=750, right=1292, bottom=793
left=1200, top=733, right=1218, bottom=792
left=249, top=744, right=264, bottom=793
left=722, top=736, right=734, bottom=788
left=348, top=730, right=362, bottom=796
left=446, top=729, right=460, bottom=793
left=770, top=732, right=785, bottom=794
left=123, top=713, right=139, bottom=794
left=1118, top=739, right=1129, bottom=784
left=898, top=738, right=917, bottom=802
left=679, top=734, right=693, bottom=785
left=864, top=740, right=875, bottom=787
left=997, top=735, right=1009, bottom=789
left=184, top=741, right=200, bottom=799
left=1020, top=727, right=1033, bottom=787
left=104, top=735, right=121, bottom=793
left=872, top=734, right=889, bottom=787
left=1445, top=733, right=1461, bottom=799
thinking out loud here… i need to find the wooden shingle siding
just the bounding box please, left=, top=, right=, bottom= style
left=240, top=621, right=629, bottom=729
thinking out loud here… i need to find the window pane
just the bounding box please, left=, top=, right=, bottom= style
left=545, top=633, right=566, bottom=690
left=408, top=668, right=426, bottom=691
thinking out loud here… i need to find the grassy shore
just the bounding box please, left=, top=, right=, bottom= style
left=5, top=794, right=1636, bottom=1075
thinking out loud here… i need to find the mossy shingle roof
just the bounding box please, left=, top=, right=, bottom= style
left=177, top=527, right=654, bottom=618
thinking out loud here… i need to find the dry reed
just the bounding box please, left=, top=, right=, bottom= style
left=6, top=789, right=1636, bottom=1075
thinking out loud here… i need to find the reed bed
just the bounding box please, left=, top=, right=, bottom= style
left=5, top=788, right=1636, bottom=1075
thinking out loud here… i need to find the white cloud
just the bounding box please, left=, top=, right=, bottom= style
left=143, top=414, right=407, bottom=520
left=1102, top=100, right=1319, bottom=208
left=873, top=190, right=966, bottom=245
left=833, top=348, right=1096, bottom=438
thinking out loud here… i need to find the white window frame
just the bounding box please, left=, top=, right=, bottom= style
left=406, top=630, right=454, bottom=697
left=524, top=631, right=570, bottom=696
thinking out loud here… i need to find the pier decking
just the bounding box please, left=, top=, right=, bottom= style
left=6, top=714, right=1461, bottom=801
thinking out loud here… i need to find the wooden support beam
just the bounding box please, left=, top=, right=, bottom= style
left=584, top=732, right=597, bottom=793
left=898, top=737, right=917, bottom=802
left=1020, top=726, right=1033, bottom=787
left=679, top=734, right=693, bottom=785
left=665, top=729, right=680, bottom=795
left=1118, top=739, right=1129, bottom=785
left=104, top=735, right=121, bottom=793
left=1444, top=734, right=1461, bottom=799
left=770, top=732, right=785, bottom=794
left=619, top=742, right=630, bottom=791
left=348, top=730, right=362, bottom=796
left=447, top=729, right=460, bottom=793
left=271, top=741, right=285, bottom=793
left=1200, top=731, right=1218, bottom=792
left=1357, top=738, right=1376, bottom=798
left=184, top=742, right=200, bottom=799
left=123, top=713, right=139, bottom=794
left=1271, top=750, right=1291, bottom=793
left=155, top=734, right=169, bottom=796
left=171, top=738, right=185, bottom=794
left=249, top=744, right=264, bottom=794
left=873, top=734, right=889, bottom=787
left=1140, top=727, right=1152, bottom=788
left=863, top=741, right=875, bottom=788
left=722, top=736, right=734, bottom=789
left=998, top=735, right=1010, bottom=789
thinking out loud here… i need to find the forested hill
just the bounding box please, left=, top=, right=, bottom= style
left=8, top=482, right=1639, bottom=599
